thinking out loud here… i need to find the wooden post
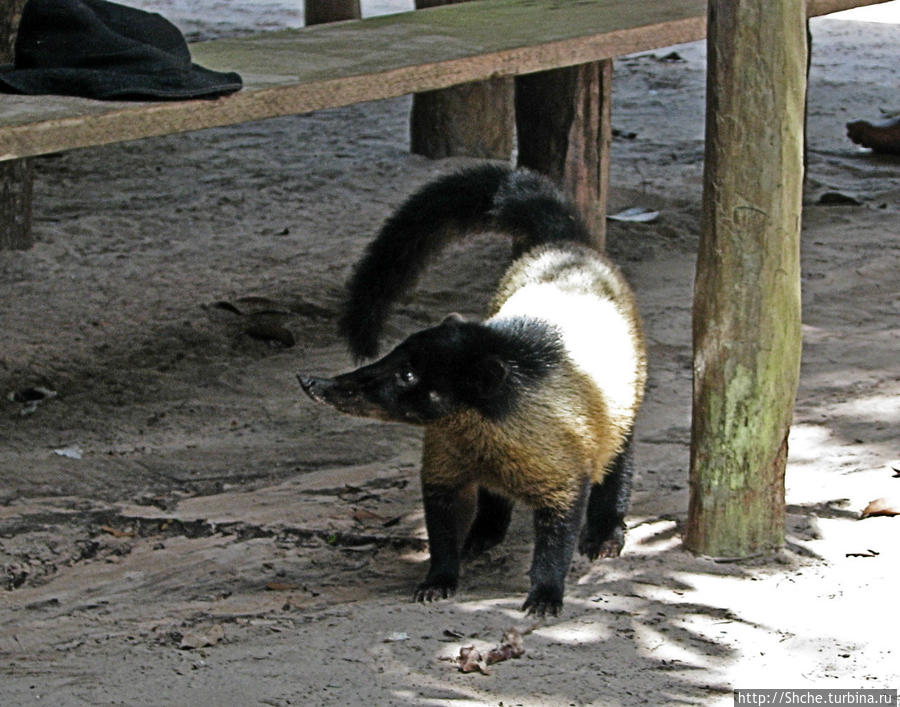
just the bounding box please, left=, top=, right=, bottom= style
left=410, top=0, right=514, bottom=160
left=515, top=60, right=612, bottom=248
left=1, top=0, right=32, bottom=251
left=304, top=0, right=360, bottom=25
left=685, top=0, right=806, bottom=557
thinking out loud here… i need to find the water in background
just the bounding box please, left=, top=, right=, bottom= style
left=129, top=1, right=415, bottom=40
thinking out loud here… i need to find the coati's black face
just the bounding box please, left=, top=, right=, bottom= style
left=300, top=315, right=561, bottom=424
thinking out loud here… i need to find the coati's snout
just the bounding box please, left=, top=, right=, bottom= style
left=297, top=338, right=460, bottom=424
left=297, top=371, right=399, bottom=421
left=297, top=375, right=339, bottom=406
left=299, top=318, right=516, bottom=425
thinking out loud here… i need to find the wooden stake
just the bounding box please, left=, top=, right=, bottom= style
left=304, top=0, right=360, bottom=25
left=515, top=60, right=612, bottom=248
left=685, top=0, right=806, bottom=557
left=1, top=0, right=32, bottom=250
left=409, top=0, right=514, bottom=160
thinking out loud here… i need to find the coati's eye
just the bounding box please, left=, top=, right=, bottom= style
left=395, top=367, right=419, bottom=388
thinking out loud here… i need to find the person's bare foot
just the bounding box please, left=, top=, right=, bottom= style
left=846, top=116, right=900, bottom=155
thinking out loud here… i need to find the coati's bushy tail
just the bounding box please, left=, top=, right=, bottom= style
left=338, top=164, right=592, bottom=360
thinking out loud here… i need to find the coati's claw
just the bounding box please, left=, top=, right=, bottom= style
left=522, top=585, right=563, bottom=617
left=523, top=599, right=562, bottom=617
left=579, top=525, right=626, bottom=560
left=413, top=578, right=456, bottom=603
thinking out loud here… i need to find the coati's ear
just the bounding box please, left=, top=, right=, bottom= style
left=441, top=312, right=466, bottom=326
left=473, top=356, right=509, bottom=398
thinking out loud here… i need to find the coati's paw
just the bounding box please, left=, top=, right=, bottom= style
left=579, top=525, right=625, bottom=560
left=522, top=584, right=563, bottom=617
left=413, top=574, right=457, bottom=603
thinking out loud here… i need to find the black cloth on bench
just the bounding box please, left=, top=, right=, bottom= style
left=0, top=0, right=242, bottom=100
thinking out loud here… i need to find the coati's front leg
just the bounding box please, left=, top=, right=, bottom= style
left=414, top=481, right=477, bottom=602
left=524, top=478, right=590, bottom=616
left=578, top=435, right=634, bottom=559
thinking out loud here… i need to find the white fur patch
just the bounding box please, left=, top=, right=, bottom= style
left=489, top=246, right=644, bottom=424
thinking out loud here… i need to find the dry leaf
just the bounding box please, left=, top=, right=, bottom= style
left=455, top=627, right=527, bottom=674
left=860, top=497, right=900, bottom=519
left=458, top=646, right=491, bottom=675
left=179, top=624, right=225, bottom=649
left=484, top=628, right=525, bottom=664
left=100, top=525, right=135, bottom=538
left=265, top=581, right=299, bottom=591
left=352, top=508, right=385, bottom=524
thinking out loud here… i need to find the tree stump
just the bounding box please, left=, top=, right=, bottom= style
left=685, top=0, right=806, bottom=558
left=409, top=0, right=514, bottom=160
left=1, top=0, right=32, bottom=250
left=304, top=0, right=360, bottom=25
left=515, top=60, right=612, bottom=247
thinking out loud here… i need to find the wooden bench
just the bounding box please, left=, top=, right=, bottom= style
left=0, top=0, right=889, bottom=246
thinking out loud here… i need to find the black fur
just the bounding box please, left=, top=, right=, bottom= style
left=579, top=435, right=635, bottom=559
left=525, top=478, right=591, bottom=616
left=415, top=484, right=517, bottom=605
left=414, top=482, right=477, bottom=602
left=462, top=487, right=514, bottom=558
left=338, top=164, right=591, bottom=360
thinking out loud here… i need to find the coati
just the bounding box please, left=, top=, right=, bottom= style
left=299, top=164, right=647, bottom=616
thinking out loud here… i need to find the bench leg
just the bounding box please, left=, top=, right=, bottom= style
left=2, top=1, right=33, bottom=250
left=515, top=59, right=612, bottom=249
left=410, top=78, right=515, bottom=160
left=1, top=160, right=33, bottom=251
left=410, top=0, right=514, bottom=161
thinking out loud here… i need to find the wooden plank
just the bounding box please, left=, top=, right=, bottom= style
left=0, top=0, right=890, bottom=161
left=807, top=0, right=891, bottom=14
left=685, top=0, right=806, bottom=557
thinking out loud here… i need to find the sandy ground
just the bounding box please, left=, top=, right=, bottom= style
left=1, top=11, right=899, bottom=707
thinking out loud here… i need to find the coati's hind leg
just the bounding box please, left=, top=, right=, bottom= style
left=414, top=482, right=478, bottom=602
left=579, top=434, right=635, bottom=560
left=462, top=487, right=514, bottom=558
left=524, top=478, right=590, bottom=617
